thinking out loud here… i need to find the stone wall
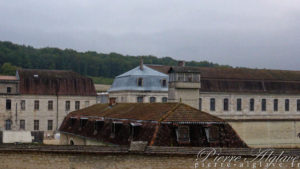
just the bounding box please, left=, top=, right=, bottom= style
left=0, top=95, right=96, bottom=133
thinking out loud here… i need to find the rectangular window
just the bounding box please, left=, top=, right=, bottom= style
left=137, top=78, right=143, bottom=87
left=48, top=120, right=53, bottom=131
left=75, top=101, right=80, bottom=110
left=199, top=98, right=202, bottom=111
left=48, top=100, right=53, bottom=110
left=176, top=126, right=190, bottom=143
left=7, top=87, right=11, bottom=93
left=65, top=101, right=70, bottom=111
left=223, top=98, right=229, bottom=111
left=137, top=96, right=143, bottom=103
left=285, top=99, right=289, bottom=111
left=250, top=98, right=254, bottom=111
left=20, top=120, right=25, bottom=130
left=210, top=98, right=215, bottom=111
left=34, top=100, right=39, bottom=110
left=5, top=119, right=12, bottom=130
left=85, top=101, right=90, bottom=107
left=6, top=99, right=11, bottom=110
left=34, top=120, right=39, bottom=131
left=298, top=99, right=300, bottom=112
left=80, top=118, right=88, bottom=128
left=261, top=99, right=266, bottom=111
left=237, top=98, right=242, bottom=111
left=94, top=121, right=104, bottom=131
left=21, top=100, right=26, bottom=110
left=204, top=126, right=219, bottom=142
left=274, top=99, right=278, bottom=111
left=162, top=79, right=167, bottom=87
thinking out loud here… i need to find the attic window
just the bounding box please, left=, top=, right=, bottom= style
left=137, top=78, right=143, bottom=87
left=70, top=117, right=77, bottom=126
left=94, top=120, right=104, bottom=131
left=176, top=126, right=190, bottom=144
left=204, top=126, right=219, bottom=142
left=80, top=118, right=88, bottom=128
left=161, top=79, right=167, bottom=87
left=111, top=121, right=123, bottom=138
left=130, top=122, right=142, bottom=140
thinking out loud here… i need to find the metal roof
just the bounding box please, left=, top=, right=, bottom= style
left=109, top=65, right=168, bottom=92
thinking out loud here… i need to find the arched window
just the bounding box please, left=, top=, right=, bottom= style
left=150, top=97, right=156, bottom=103
left=162, top=97, right=168, bottom=103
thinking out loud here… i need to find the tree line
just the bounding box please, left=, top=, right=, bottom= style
left=0, top=41, right=231, bottom=84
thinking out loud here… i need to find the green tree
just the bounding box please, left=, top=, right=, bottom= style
left=0, top=62, right=20, bottom=75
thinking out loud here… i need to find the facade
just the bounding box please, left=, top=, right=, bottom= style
left=108, top=62, right=168, bottom=103
left=59, top=103, right=246, bottom=147
left=0, top=69, right=97, bottom=136
left=151, top=63, right=300, bottom=148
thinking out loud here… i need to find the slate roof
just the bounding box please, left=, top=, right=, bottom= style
left=64, top=103, right=224, bottom=123
left=108, top=65, right=168, bottom=92
left=17, top=69, right=96, bottom=96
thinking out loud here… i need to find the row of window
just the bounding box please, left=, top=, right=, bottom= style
left=136, top=96, right=168, bottom=103
left=137, top=78, right=167, bottom=87
left=5, top=119, right=53, bottom=131
left=199, top=98, right=300, bottom=112
left=5, top=100, right=89, bottom=111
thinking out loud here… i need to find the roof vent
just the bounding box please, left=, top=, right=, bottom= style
left=33, top=74, right=39, bottom=78
left=178, top=61, right=185, bottom=67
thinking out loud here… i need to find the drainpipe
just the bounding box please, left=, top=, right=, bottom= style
left=56, top=94, right=59, bottom=130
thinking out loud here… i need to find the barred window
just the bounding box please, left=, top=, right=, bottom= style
left=250, top=98, right=255, bottom=111
left=210, top=98, right=215, bottom=111
left=223, top=98, right=229, bottom=111
left=274, top=99, right=278, bottom=111
left=48, top=120, right=53, bottom=131
left=261, top=99, right=266, bottom=111
left=237, top=98, right=242, bottom=111
left=34, top=100, right=39, bottom=110
left=65, top=101, right=70, bottom=111
left=75, top=101, right=80, bottom=110
left=285, top=99, right=289, bottom=111
left=48, top=100, right=53, bottom=110
left=20, top=120, right=25, bottom=130
left=34, top=120, right=39, bottom=131
left=5, top=119, right=12, bottom=130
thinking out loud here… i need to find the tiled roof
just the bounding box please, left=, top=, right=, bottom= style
left=67, top=103, right=224, bottom=123
left=149, top=65, right=300, bottom=94
left=18, top=69, right=97, bottom=96
left=0, top=75, right=18, bottom=81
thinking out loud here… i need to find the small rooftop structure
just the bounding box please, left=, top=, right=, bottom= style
left=108, top=65, right=168, bottom=92
left=0, top=75, right=18, bottom=81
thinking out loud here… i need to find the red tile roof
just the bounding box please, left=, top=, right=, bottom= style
left=67, top=103, right=224, bottom=123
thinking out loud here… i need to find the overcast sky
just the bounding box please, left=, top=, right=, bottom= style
left=0, top=0, right=300, bottom=70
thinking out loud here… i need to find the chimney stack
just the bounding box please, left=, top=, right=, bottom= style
left=178, top=61, right=185, bottom=67
left=140, top=57, right=144, bottom=70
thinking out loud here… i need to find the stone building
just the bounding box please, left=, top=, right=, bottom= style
left=151, top=63, right=300, bottom=148
left=59, top=102, right=246, bottom=147
left=108, top=61, right=168, bottom=103
left=0, top=69, right=96, bottom=136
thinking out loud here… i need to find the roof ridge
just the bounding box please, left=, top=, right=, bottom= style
left=159, top=103, right=181, bottom=122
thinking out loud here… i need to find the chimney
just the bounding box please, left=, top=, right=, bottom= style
left=178, top=61, right=185, bottom=67
left=140, top=57, right=144, bottom=70
left=109, top=98, right=116, bottom=106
